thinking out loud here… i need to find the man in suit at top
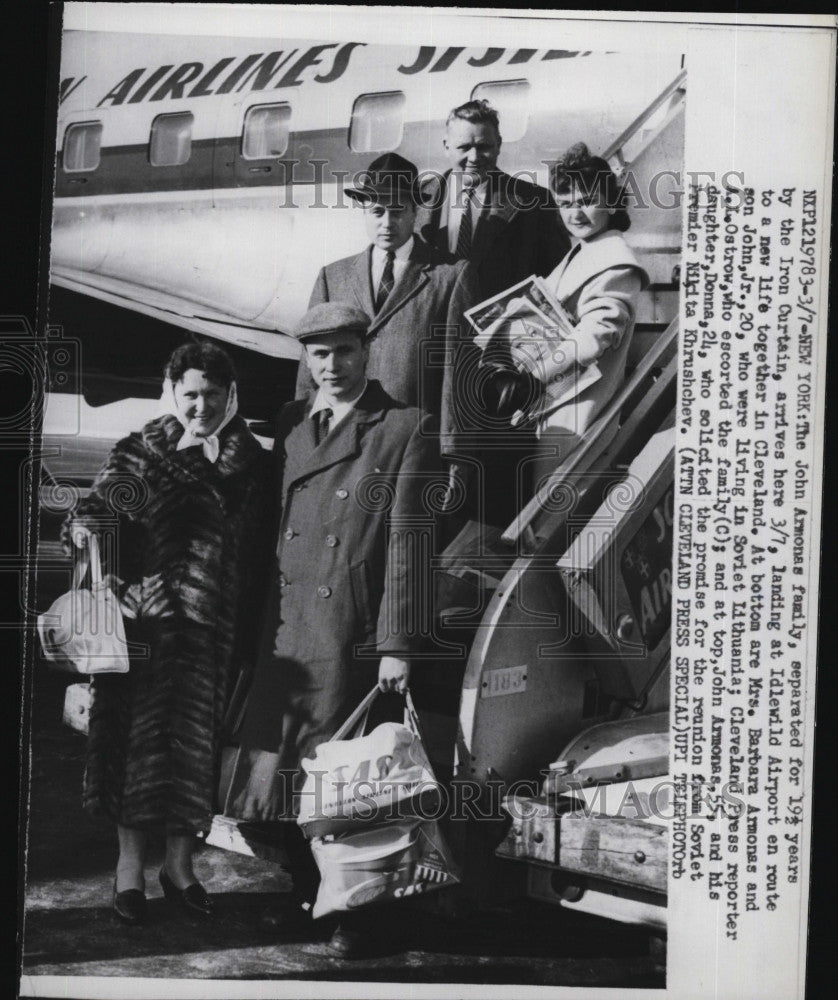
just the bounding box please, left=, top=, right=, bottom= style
left=413, top=100, right=569, bottom=526
left=235, top=302, right=443, bottom=958
left=296, top=152, right=480, bottom=482
left=414, top=98, right=569, bottom=299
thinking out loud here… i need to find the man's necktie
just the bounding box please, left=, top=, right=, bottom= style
left=314, top=407, right=332, bottom=445
left=375, top=250, right=395, bottom=313
left=456, top=186, right=477, bottom=259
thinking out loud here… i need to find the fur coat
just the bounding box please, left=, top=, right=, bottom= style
left=61, top=413, right=270, bottom=835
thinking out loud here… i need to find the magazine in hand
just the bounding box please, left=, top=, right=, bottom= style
left=465, top=273, right=576, bottom=347
left=465, top=274, right=601, bottom=424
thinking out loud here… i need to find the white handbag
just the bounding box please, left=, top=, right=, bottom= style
left=37, top=533, right=129, bottom=674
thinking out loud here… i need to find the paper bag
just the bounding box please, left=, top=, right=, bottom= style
left=309, top=818, right=461, bottom=918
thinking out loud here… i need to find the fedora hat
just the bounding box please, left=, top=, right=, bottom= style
left=345, top=152, right=420, bottom=206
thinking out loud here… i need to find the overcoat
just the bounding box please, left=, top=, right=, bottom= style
left=237, top=380, right=442, bottom=797
left=296, top=238, right=479, bottom=457
left=61, top=414, right=270, bottom=834
left=531, top=230, right=649, bottom=481
left=414, top=169, right=569, bottom=299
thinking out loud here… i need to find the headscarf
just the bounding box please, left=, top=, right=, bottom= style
left=157, top=377, right=239, bottom=463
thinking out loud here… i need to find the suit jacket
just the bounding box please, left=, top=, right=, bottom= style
left=298, top=238, right=479, bottom=458
left=414, top=170, right=569, bottom=299
left=239, top=380, right=443, bottom=769
left=538, top=230, right=649, bottom=441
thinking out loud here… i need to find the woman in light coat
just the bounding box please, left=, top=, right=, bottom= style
left=530, top=142, right=649, bottom=484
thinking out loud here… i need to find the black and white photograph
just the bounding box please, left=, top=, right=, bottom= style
left=13, top=5, right=832, bottom=999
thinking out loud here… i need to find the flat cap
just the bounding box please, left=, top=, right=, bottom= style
left=292, top=302, right=371, bottom=342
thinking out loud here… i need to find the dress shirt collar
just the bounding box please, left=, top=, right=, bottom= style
left=371, top=235, right=414, bottom=265
left=310, top=378, right=369, bottom=429
left=371, top=236, right=414, bottom=292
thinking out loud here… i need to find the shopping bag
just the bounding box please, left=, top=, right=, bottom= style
left=297, top=688, right=442, bottom=837
left=204, top=665, right=293, bottom=863
left=37, top=534, right=129, bottom=674
left=309, top=818, right=461, bottom=918
left=204, top=741, right=292, bottom=864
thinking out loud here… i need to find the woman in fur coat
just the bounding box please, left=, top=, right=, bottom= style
left=64, top=341, right=270, bottom=925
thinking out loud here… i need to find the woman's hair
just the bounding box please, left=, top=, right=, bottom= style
left=164, top=341, right=236, bottom=388
left=550, top=142, right=630, bottom=232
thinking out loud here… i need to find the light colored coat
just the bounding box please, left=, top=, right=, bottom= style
left=538, top=230, right=649, bottom=441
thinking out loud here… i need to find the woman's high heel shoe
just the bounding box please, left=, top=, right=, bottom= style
left=112, top=881, right=147, bottom=925
left=159, top=867, right=214, bottom=917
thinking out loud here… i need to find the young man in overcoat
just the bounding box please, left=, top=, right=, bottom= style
left=235, top=302, right=443, bottom=957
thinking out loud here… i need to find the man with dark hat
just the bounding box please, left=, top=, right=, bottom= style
left=234, top=302, right=443, bottom=958
left=297, top=152, right=480, bottom=476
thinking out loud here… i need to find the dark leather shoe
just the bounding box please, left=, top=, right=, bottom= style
left=159, top=867, right=214, bottom=917
left=113, top=883, right=147, bottom=925
left=326, top=920, right=369, bottom=962
left=327, top=908, right=408, bottom=958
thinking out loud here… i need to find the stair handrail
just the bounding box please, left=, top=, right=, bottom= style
left=602, top=68, right=687, bottom=175
left=502, top=316, right=679, bottom=546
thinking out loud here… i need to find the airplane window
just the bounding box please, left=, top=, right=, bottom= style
left=149, top=112, right=194, bottom=167
left=349, top=92, right=406, bottom=153
left=471, top=80, right=531, bottom=142
left=63, top=121, right=103, bottom=172
left=242, top=104, right=292, bottom=159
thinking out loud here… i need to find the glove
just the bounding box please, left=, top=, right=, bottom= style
left=481, top=362, right=542, bottom=419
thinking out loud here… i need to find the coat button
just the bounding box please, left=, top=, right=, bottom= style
left=284, top=529, right=296, bottom=540
left=335, top=488, right=348, bottom=499
left=317, top=585, right=332, bottom=598
left=279, top=574, right=288, bottom=588
left=325, top=535, right=339, bottom=547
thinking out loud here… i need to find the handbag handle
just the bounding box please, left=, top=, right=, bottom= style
left=403, top=688, right=445, bottom=787
left=402, top=688, right=440, bottom=780
left=403, top=688, right=422, bottom=735
left=329, top=688, right=440, bottom=782
left=73, top=532, right=103, bottom=590
left=330, top=685, right=379, bottom=742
